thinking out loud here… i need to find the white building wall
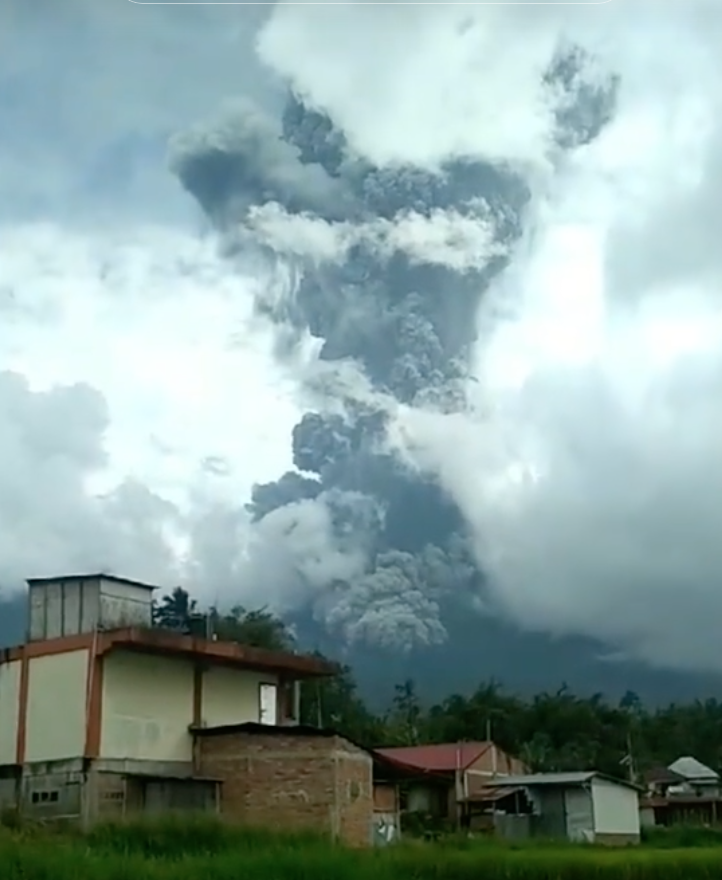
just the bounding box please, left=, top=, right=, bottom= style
left=25, top=650, right=89, bottom=762
left=100, top=651, right=194, bottom=762
left=564, top=787, right=594, bottom=842
left=201, top=666, right=275, bottom=728
left=0, top=660, right=20, bottom=764
left=591, top=777, right=641, bottom=837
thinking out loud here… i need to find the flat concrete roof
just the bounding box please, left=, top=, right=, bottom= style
left=3, top=627, right=337, bottom=679
left=102, top=627, right=337, bottom=678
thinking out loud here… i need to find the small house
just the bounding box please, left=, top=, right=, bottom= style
left=375, top=741, right=526, bottom=828
left=642, top=757, right=722, bottom=827
left=463, top=771, right=641, bottom=845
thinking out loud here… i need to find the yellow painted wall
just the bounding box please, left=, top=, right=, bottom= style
left=25, top=650, right=89, bottom=762
left=0, top=660, right=20, bottom=764
left=100, top=652, right=194, bottom=762
left=201, top=666, right=277, bottom=728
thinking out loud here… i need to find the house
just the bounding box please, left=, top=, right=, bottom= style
left=642, top=757, right=722, bottom=827
left=462, top=771, right=641, bottom=844
left=667, top=757, right=720, bottom=796
left=375, top=741, right=526, bottom=827
left=644, top=765, right=686, bottom=798
left=0, top=573, right=381, bottom=839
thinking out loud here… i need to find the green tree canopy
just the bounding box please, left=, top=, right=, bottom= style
left=152, top=586, right=722, bottom=777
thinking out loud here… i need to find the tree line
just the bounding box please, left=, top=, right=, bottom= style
left=154, top=587, right=722, bottom=781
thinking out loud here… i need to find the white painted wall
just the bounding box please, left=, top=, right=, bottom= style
left=201, top=666, right=275, bottom=728
left=564, top=787, right=594, bottom=842
left=25, top=650, right=89, bottom=762
left=0, top=661, right=20, bottom=764
left=591, top=777, right=641, bottom=836
left=100, top=651, right=194, bottom=762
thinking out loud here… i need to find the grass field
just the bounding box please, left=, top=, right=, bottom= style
left=3, top=816, right=722, bottom=880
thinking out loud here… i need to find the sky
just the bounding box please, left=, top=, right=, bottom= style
left=4, top=1, right=722, bottom=672
left=0, top=3, right=300, bottom=592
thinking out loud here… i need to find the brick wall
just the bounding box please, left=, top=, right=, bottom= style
left=336, top=748, right=373, bottom=846
left=198, top=731, right=373, bottom=846
left=373, top=782, right=398, bottom=813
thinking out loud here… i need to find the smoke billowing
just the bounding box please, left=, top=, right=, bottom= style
left=7, top=2, right=722, bottom=686
left=169, top=21, right=619, bottom=653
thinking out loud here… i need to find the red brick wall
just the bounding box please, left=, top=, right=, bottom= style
left=373, top=783, right=398, bottom=812
left=198, top=731, right=373, bottom=846
left=336, top=749, right=373, bottom=847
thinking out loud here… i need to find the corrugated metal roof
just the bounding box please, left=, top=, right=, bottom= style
left=489, top=771, right=596, bottom=786
left=463, top=785, right=526, bottom=803
left=668, top=756, right=719, bottom=781
left=26, top=572, right=159, bottom=591
left=375, top=742, right=491, bottom=772
left=480, top=771, right=640, bottom=790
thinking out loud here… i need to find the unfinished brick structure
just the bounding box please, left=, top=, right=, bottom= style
left=194, top=723, right=373, bottom=847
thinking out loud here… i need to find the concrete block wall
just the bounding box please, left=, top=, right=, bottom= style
left=198, top=730, right=373, bottom=846
left=21, top=759, right=85, bottom=821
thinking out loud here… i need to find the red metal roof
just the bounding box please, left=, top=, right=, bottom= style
left=375, top=741, right=492, bottom=773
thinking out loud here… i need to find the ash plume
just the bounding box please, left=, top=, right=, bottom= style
left=169, top=44, right=615, bottom=652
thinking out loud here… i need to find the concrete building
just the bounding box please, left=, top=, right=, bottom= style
left=462, top=771, right=641, bottom=844
left=0, top=573, right=336, bottom=827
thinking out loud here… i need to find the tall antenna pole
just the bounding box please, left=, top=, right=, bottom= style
left=487, top=717, right=497, bottom=777
left=626, top=730, right=636, bottom=784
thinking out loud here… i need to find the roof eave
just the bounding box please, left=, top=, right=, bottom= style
left=100, top=627, right=337, bottom=678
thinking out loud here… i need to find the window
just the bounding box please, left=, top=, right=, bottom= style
left=30, top=790, right=59, bottom=804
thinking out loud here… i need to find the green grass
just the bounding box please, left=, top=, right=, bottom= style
left=1, top=816, right=722, bottom=880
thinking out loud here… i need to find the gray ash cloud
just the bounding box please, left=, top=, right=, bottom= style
left=169, top=50, right=616, bottom=651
